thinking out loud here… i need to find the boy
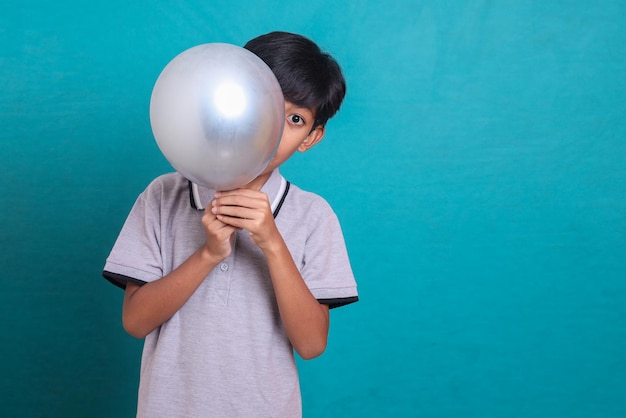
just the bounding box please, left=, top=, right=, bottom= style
left=103, top=31, right=358, bottom=417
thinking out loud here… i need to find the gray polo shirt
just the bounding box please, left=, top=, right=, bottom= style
left=103, top=169, right=358, bottom=418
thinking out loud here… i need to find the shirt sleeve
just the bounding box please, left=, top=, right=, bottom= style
left=300, top=200, right=358, bottom=309
left=102, top=186, right=164, bottom=289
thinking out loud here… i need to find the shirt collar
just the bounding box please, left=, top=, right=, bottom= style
left=190, top=169, right=284, bottom=211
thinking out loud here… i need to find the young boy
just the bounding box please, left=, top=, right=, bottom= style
left=103, top=31, right=358, bottom=417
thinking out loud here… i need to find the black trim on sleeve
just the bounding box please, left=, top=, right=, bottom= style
left=318, top=296, right=359, bottom=309
left=102, top=271, right=148, bottom=290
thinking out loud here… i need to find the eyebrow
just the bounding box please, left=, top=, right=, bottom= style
left=286, top=104, right=315, bottom=119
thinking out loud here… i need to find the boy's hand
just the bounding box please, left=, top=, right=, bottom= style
left=211, top=189, right=280, bottom=251
left=201, top=209, right=237, bottom=261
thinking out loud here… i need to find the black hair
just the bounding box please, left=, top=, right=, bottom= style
left=244, top=31, right=346, bottom=128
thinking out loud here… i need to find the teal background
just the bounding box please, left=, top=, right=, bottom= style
left=2, top=1, right=625, bottom=417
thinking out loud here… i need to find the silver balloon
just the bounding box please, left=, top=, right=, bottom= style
left=150, top=43, right=284, bottom=190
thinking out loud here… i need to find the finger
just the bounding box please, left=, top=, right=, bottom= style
left=214, top=192, right=269, bottom=210
left=215, top=188, right=265, bottom=199
left=203, top=209, right=235, bottom=233
left=216, top=214, right=248, bottom=230
left=214, top=197, right=259, bottom=212
left=212, top=204, right=259, bottom=220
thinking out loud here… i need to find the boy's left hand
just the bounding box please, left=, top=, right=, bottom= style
left=210, top=189, right=280, bottom=251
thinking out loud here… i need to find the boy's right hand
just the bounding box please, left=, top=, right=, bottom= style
left=122, top=208, right=237, bottom=339
left=201, top=207, right=237, bottom=262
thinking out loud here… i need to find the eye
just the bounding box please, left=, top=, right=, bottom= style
left=287, top=114, right=305, bottom=126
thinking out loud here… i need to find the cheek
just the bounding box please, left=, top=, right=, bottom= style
left=272, top=148, right=290, bottom=164
left=269, top=145, right=296, bottom=169
left=269, top=147, right=288, bottom=166
left=276, top=136, right=301, bottom=157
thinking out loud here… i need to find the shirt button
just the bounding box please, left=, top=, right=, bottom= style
left=220, top=263, right=229, bottom=272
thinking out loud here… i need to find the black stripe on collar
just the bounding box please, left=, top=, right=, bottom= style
left=272, top=181, right=290, bottom=218
left=189, top=181, right=200, bottom=210
left=188, top=180, right=291, bottom=218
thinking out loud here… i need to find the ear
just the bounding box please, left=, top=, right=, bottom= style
left=297, top=125, right=325, bottom=152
